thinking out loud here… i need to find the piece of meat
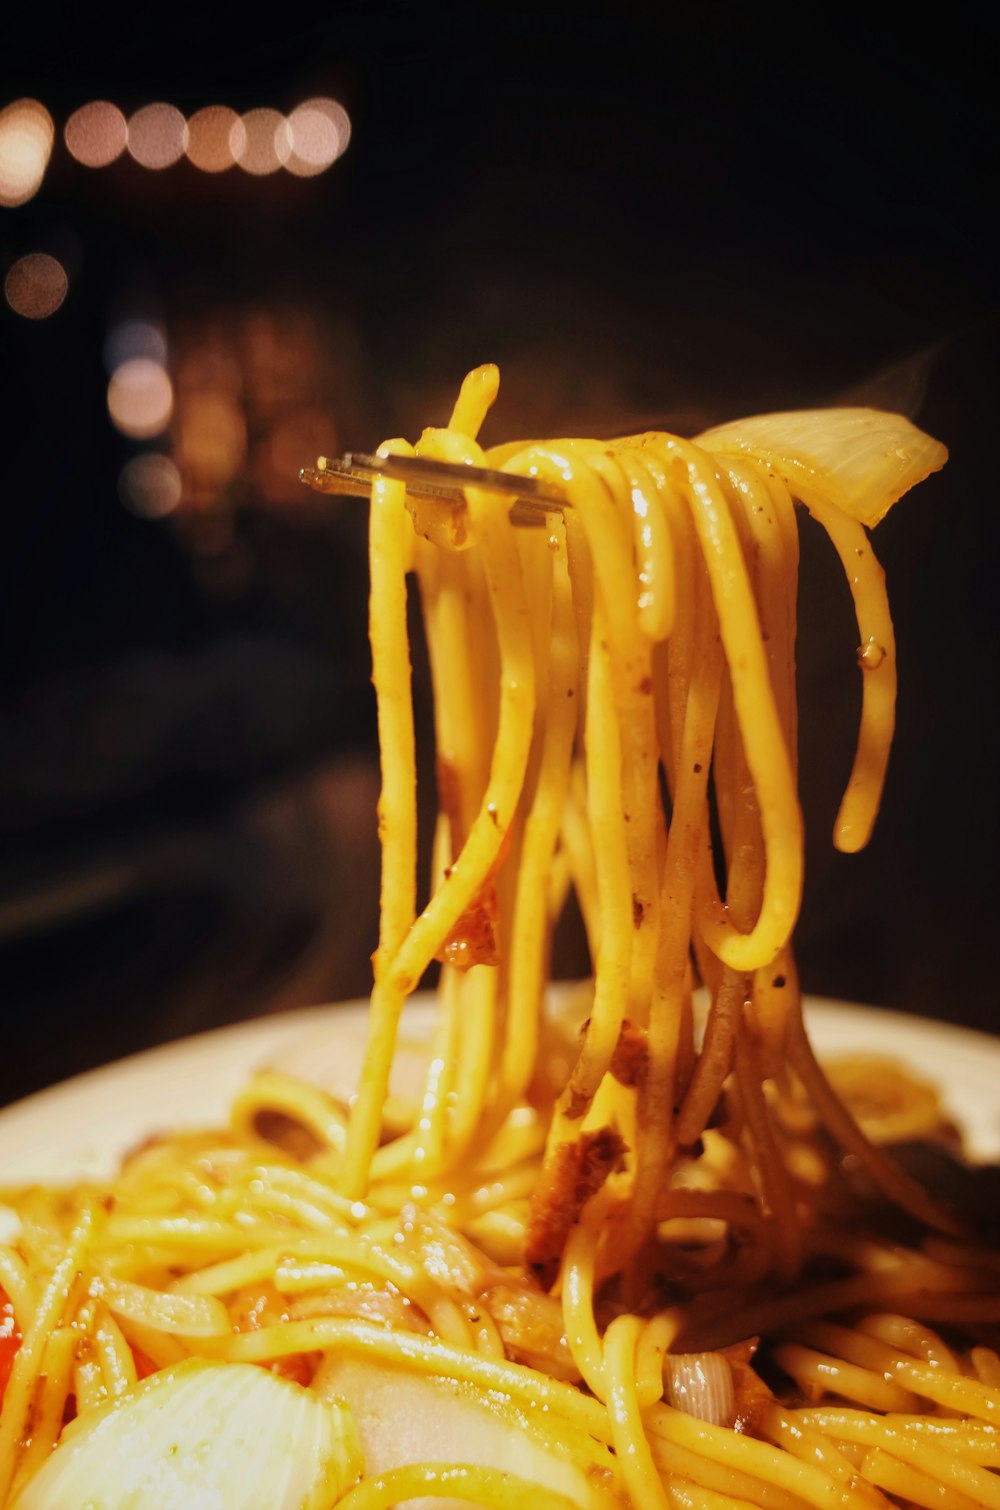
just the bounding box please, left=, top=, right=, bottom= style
left=525, top=1127, right=627, bottom=1275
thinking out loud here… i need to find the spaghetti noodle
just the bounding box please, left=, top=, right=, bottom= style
left=3, top=366, right=997, bottom=1510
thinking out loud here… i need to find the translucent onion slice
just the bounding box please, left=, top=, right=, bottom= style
left=12, top=1359, right=362, bottom=1509
left=696, top=408, right=947, bottom=526
left=314, top=1352, right=618, bottom=1509
left=664, top=1352, right=735, bottom=1426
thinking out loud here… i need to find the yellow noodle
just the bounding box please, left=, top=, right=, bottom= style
left=797, top=494, right=895, bottom=853
left=771, top=1342, right=922, bottom=1414
left=1, top=374, right=977, bottom=1510
left=7, top=1324, right=78, bottom=1495
left=647, top=1404, right=874, bottom=1510
left=796, top=1409, right=1000, bottom=1467
left=790, top=1409, right=1000, bottom=1506
left=0, top=1204, right=93, bottom=1504
left=560, top=1218, right=607, bottom=1398
left=860, top=1449, right=983, bottom=1510
left=757, top=1407, right=889, bottom=1508
left=337, top=1461, right=584, bottom=1510
left=605, top=1313, right=671, bottom=1509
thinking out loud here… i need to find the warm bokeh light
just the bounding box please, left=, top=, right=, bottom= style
left=234, top=108, right=290, bottom=176
left=176, top=390, right=247, bottom=497
left=4, top=252, right=68, bottom=319
left=285, top=98, right=350, bottom=177
left=64, top=102, right=127, bottom=168
left=103, top=319, right=168, bottom=374
left=127, top=103, right=188, bottom=170
left=107, top=358, right=174, bottom=438
left=186, top=106, right=245, bottom=173
left=258, top=407, right=335, bottom=500
left=118, top=453, right=183, bottom=518
left=0, top=99, right=54, bottom=207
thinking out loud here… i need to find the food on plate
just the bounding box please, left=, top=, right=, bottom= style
left=3, top=367, right=997, bottom=1509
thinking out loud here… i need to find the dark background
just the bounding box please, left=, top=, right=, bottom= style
left=2, top=2, right=997, bottom=1103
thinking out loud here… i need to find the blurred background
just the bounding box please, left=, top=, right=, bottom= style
left=1, top=2, right=997, bottom=1103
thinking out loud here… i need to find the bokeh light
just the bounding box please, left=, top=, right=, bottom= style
left=107, top=358, right=174, bottom=438
left=0, top=99, right=54, bottom=207
left=234, top=108, right=290, bottom=176
left=64, top=102, right=127, bottom=168
left=118, top=454, right=183, bottom=518
left=176, top=390, right=247, bottom=497
left=127, top=103, right=188, bottom=170
left=4, top=253, right=68, bottom=320
left=103, top=319, right=168, bottom=373
left=285, top=98, right=350, bottom=177
left=186, top=106, right=245, bottom=173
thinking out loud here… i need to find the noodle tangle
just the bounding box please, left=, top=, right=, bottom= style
left=4, top=368, right=996, bottom=1510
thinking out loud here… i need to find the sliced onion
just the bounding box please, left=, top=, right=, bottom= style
left=664, top=1352, right=735, bottom=1426
left=314, top=1351, right=614, bottom=1510
left=697, top=407, right=947, bottom=527
left=12, top=1359, right=362, bottom=1509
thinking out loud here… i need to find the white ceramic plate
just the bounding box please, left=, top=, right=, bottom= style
left=1, top=996, right=997, bottom=1245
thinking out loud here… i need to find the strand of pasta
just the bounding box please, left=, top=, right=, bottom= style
left=558, top=603, right=632, bottom=1113
left=623, top=562, right=725, bottom=1262
left=510, top=450, right=654, bottom=1148
left=771, top=1341, right=923, bottom=1413
left=732, top=1023, right=802, bottom=1279
left=675, top=967, right=746, bottom=1148
left=646, top=1404, right=876, bottom=1510
left=633, top=1311, right=679, bottom=1407
left=779, top=1404, right=1000, bottom=1507
left=335, top=1462, right=584, bottom=1510
left=619, top=446, right=677, bottom=642
left=658, top=435, right=802, bottom=971
left=794, top=488, right=896, bottom=853
left=449, top=363, right=501, bottom=442
left=645, top=458, right=698, bottom=791
left=603, top=1312, right=671, bottom=1510
left=645, top=455, right=703, bottom=1117
left=649, top=1438, right=813, bottom=1510
left=410, top=963, right=463, bottom=1174
left=792, top=1319, right=957, bottom=1380
left=498, top=526, right=578, bottom=1111
left=587, top=450, right=662, bottom=1027
left=972, top=1349, right=1000, bottom=1387
left=7, top=1323, right=78, bottom=1498
left=230, top=1070, right=349, bottom=1155
left=0, top=1203, right=94, bottom=1504
left=0, top=1250, right=36, bottom=1331
left=560, top=1217, right=607, bottom=1398
left=438, top=966, right=499, bottom=1171
left=342, top=439, right=537, bottom=1198
left=755, top=1407, right=890, bottom=1510
left=854, top=1313, right=962, bottom=1372
left=861, top=1449, right=982, bottom=1510
left=94, top=1304, right=141, bottom=1396
left=794, top=1408, right=1000, bottom=1466
left=368, top=452, right=419, bottom=970
left=340, top=449, right=418, bottom=1202
left=560, top=758, right=601, bottom=958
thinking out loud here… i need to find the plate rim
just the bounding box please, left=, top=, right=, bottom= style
left=1, top=994, right=997, bottom=1199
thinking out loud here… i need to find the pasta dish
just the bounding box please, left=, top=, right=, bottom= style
left=2, top=366, right=998, bottom=1509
